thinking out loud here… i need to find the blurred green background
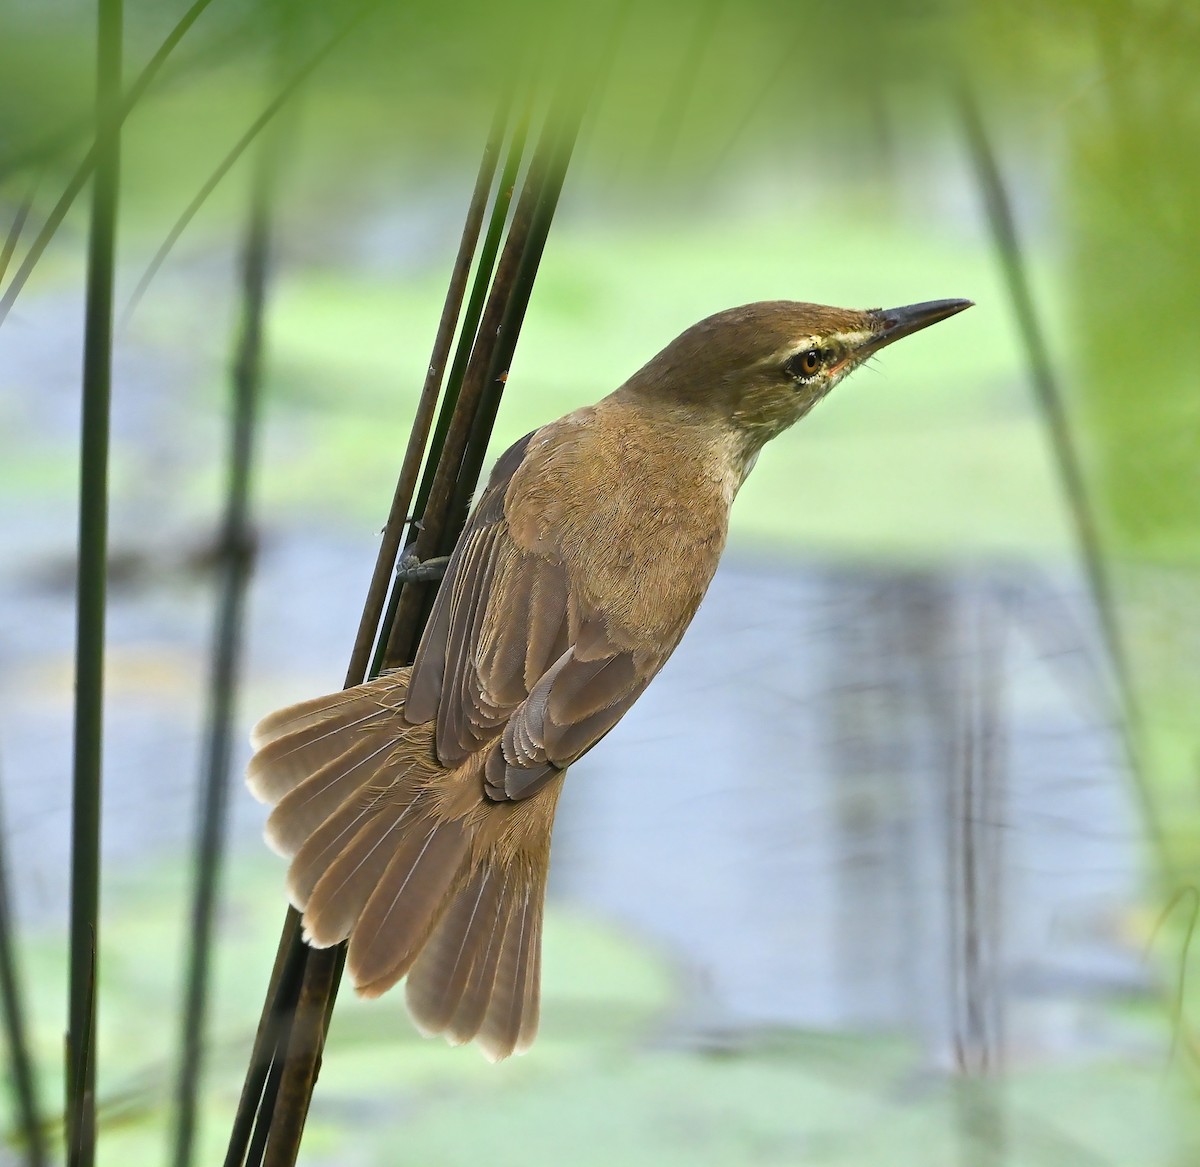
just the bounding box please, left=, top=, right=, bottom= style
left=2, top=0, right=1200, bottom=1163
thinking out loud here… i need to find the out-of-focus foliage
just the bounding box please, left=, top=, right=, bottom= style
left=0, top=0, right=966, bottom=197
left=1068, top=4, right=1200, bottom=564
left=1047, top=2, right=1200, bottom=879
left=1, top=2, right=1193, bottom=647
left=3, top=2, right=1200, bottom=1162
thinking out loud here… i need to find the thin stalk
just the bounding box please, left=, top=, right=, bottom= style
left=254, top=95, right=587, bottom=1167
left=0, top=769, right=48, bottom=1167
left=0, top=185, right=35, bottom=285
left=67, top=0, right=123, bottom=1163
left=251, top=116, right=558, bottom=1167
left=260, top=949, right=340, bottom=1167
left=0, top=0, right=215, bottom=327
left=346, top=91, right=513, bottom=687
left=955, top=82, right=1171, bottom=874
left=383, top=101, right=583, bottom=670
left=366, top=97, right=530, bottom=680
left=448, top=113, right=577, bottom=540
left=119, top=0, right=382, bottom=327
left=380, top=127, right=551, bottom=667
left=170, top=105, right=283, bottom=1167
left=405, top=95, right=533, bottom=534
left=222, top=912, right=304, bottom=1167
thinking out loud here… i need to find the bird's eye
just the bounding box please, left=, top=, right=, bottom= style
left=784, top=348, right=823, bottom=379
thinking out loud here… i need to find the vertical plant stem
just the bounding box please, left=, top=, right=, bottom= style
left=955, top=82, right=1173, bottom=876
left=404, top=96, right=532, bottom=536
left=257, top=93, right=586, bottom=1167
left=222, top=912, right=304, bottom=1167
left=446, top=111, right=577, bottom=538
left=260, top=950, right=340, bottom=1167
left=67, top=1, right=122, bottom=1164
left=365, top=96, right=530, bottom=681
left=381, top=107, right=575, bottom=669
left=0, top=772, right=47, bottom=1167
left=171, top=109, right=283, bottom=1167
left=256, top=115, right=563, bottom=1167
left=346, top=92, right=513, bottom=688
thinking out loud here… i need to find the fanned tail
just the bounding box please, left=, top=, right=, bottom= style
left=246, top=670, right=558, bottom=1060
left=405, top=855, right=546, bottom=1060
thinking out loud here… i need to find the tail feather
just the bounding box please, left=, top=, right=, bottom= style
left=246, top=674, right=558, bottom=1060
left=247, top=677, right=407, bottom=802
left=443, top=878, right=515, bottom=1047
left=301, top=808, right=419, bottom=947
left=405, top=862, right=548, bottom=1060
left=285, top=786, right=392, bottom=908
left=248, top=709, right=382, bottom=804
left=519, top=910, right=543, bottom=1053
left=478, top=881, right=540, bottom=1061
left=350, top=818, right=470, bottom=995
left=265, top=736, right=396, bottom=857
left=251, top=683, right=386, bottom=749
left=405, top=864, right=503, bottom=1033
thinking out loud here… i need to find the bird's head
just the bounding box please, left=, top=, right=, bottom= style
left=630, top=298, right=972, bottom=447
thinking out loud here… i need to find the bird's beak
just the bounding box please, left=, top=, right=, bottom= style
left=859, top=298, right=973, bottom=358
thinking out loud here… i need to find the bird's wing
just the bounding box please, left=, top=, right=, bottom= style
left=405, top=426, right=665, bottom=801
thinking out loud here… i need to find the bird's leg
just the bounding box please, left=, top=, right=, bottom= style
left=395, top=541, right=450, bottom=584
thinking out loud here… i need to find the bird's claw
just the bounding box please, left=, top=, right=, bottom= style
left=396, top=551, right=450, bottom=583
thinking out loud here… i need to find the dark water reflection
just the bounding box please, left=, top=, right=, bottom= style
left=556, top=560, right=1143, bottom=1066
left=0, top=519, right=1144, bottom=1065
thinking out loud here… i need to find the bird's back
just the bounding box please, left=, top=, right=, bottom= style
left=505, top=393, right=737, bottom=655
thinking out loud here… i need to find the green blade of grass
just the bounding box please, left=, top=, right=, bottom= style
left=170, top=84, right=285, bottom=1167
left=0, top=0, right=215, bottom=327
left=119, top=0, right=382, bottom=329
left=0, top=765, right=48, bottom=1167
left=67, top=1, right=123, bottom=1164
left=0, top=184, right=36, bottom=285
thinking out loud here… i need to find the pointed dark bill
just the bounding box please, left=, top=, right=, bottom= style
left=861, top=298, right=973, bottom=357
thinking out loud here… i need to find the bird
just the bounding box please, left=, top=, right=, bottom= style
left=246, top=296, right=972, bottom=1061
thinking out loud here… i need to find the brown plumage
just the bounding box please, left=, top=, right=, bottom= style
left=246, top=297, right=971, bottom=1060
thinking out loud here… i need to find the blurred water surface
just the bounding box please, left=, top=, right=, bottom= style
left=0, top=508, right=1144, bottom=1067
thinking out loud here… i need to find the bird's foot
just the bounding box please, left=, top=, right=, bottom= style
left=395, top=549, right=450, bottom=583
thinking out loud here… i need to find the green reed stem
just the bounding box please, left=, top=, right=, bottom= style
left=67, top=2, right=123, bottom=1164
left=0, top=770, right=47, bottom=1167
left=170, top=102, right=283, bottom=1167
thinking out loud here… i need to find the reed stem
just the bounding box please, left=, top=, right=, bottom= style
left=67, top=1, right=123, bottom=1163
left=170, top=98, right=283, bottom=1167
